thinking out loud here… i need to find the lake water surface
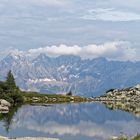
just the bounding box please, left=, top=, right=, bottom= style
left=0, top=102, right=140, bottom=140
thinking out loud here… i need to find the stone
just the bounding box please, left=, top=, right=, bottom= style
left=0, top=99, right=11, bottom=107
left=0, top=105, right=9, bottom=111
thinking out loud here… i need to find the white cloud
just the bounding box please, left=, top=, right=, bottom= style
left=28, top=42, right=139, bottom=61
left=29, top=44, right=81, bottom=56
left=15, top=120, right=140, bottom=139
left=81, top=8, right=140, bottom=22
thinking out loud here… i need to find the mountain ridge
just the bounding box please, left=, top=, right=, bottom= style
left=0, top=53, right=140, bottom=97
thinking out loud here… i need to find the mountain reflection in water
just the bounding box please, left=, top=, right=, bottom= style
left=0, top=103, right=140, bottom=140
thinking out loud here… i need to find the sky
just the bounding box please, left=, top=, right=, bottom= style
left=0, top=0, right=140, bottom=61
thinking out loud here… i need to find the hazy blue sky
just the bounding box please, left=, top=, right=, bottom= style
left=0, top=0, right=140, bottom=60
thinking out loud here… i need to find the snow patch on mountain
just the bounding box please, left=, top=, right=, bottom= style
left=0, top=53, right=140, bottom=96
left=29, top=78, right=57, bottom=84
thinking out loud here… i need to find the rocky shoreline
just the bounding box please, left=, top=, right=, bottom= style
left=0, top=136, right=59, bottom=140
left=94, top=84, right=140, bottom=102
left=93, top=84, right=140, bottom=116
left=0, top=135, right=140, bottom=140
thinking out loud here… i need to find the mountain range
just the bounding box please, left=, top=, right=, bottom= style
left=0, top=52, right=140, bottom=97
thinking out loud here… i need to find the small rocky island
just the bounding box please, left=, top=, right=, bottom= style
left=94, top=84, right=140, bottom=116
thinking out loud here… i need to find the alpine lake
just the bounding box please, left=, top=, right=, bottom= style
left=0, top=100, right=140, bottom=140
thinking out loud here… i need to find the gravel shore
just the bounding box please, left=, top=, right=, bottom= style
left=0, top=136, right=59, bottom=140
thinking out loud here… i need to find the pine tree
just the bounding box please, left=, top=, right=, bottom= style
left=6, top=70, right=17, bottom=90
left=0, top=70, right=23, bottom=104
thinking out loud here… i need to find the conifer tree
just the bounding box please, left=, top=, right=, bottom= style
left=6, top=70, right=17, bottom=90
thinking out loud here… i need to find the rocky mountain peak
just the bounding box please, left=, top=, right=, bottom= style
left=0, top=54, right=140, bottom=96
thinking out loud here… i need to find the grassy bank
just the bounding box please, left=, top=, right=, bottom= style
left=0, top=71, right=88, bottom=106
left=21, top=91, right=87, bottom=104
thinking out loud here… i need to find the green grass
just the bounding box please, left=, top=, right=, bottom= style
left=21, top=91, right=87, bottom=104
left=22, top=91, right=70, bottom=98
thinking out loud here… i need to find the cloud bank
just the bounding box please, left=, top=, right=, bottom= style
left=28, top=42, right=139, bottom=61
left=82, top=8, right=140, bottom=22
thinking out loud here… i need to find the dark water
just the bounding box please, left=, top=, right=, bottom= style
left=0, top=102, right=140, bottom=140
